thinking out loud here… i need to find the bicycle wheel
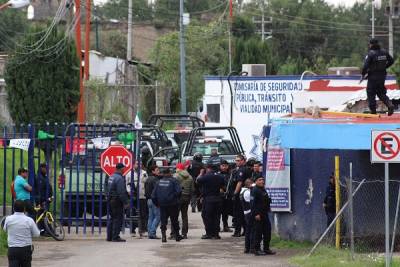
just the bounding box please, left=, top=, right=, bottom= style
left=44, top=214, right=65, bottom=241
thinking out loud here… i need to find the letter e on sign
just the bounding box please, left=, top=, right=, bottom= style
left=371, top=130, right=400, bottom=163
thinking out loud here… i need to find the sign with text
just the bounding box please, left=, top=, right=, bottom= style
left=265, top=147, right=291, bottom=212
left=100, top=145, right=133, bottom=176
left=371, top=130, right=400, bottom=163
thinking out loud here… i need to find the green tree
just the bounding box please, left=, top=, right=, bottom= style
left=233, top=37, right=277, bottom=74
left=97, top=0, right=152, bottom=21
left=99, top=31, right=127, bottom=59
left=0, top=8, right=27, bottom=52
left=4, top=27, right=80, bottom=124
left=151, top=21, right=227, bottom=113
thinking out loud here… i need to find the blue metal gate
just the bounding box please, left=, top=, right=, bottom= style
left=0, top=123, right=144, bottom=235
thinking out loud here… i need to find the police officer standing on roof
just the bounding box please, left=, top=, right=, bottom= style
left=251, top=176, right=275, bottom=256
left=151, top=168, right=183, bottom=243
left=197, top=163, right=225, bottom=240
left=106, top=163, right=129, bottom=242
left=362, top=38, right=395, bottom=115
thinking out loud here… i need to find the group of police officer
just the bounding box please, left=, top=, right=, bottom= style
left=105, top=151, right=275, bottom=255
left=198, top=152, right=275, bottom=256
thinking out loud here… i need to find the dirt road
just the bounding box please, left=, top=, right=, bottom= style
left=1, top=212, right=297, bottom=267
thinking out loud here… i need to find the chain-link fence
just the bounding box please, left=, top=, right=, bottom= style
left=310, top=176, right=400, bottom=264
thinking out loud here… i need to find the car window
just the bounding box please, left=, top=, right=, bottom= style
left=192, top=141, right=235, bottom=156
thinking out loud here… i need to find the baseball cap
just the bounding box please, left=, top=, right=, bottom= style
left=116, top=163, right=125, bottom=170
left=176, top=163, right=185, bottom=170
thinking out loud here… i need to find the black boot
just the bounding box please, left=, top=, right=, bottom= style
left=388, top=105, right=395, bottom=116
left=175, top=234, right=183, bottom=242
left=162, top=231, right=167, bottom=243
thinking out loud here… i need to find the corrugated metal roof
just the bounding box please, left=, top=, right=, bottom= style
left=344, top=89, right=400, bottom=105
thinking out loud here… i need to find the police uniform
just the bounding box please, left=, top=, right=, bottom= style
left=151, top=173, right=182, bottom=242
left=188, top=159, right=204, bottom=212
left=197, top=170, right=225, bottom=239
left=362, top=39, right=395, bottom=115
left=219, top=169, right=232, bottom=231
left=232, top=166, right=251, bottom=236
left=251, top=185, right=273, bottom=255
left=106, top=169, right=129, bottom=242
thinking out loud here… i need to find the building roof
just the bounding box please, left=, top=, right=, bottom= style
left=269, top=113, right=400, bottom=150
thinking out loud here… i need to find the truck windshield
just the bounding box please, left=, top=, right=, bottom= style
left=192, top=140, right=235, bottom=156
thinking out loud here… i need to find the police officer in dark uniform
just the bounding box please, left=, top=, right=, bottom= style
left=362, top=38, right=395, bottom=115
left=251, top=176, right=275, bottom=256
left=197, top=163, right=225, bottom=239
left=106, top=163, right=129, bottom=242
left=323, top=174, right=336, bottom=227
left=219, top=159, right=233, bottom=232
left=151, top=168, right=182, bottom=243
left=232, top=154, right=251, bottom=237
left=188, top=152, right=205, bottom=213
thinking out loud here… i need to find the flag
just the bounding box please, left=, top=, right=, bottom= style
left=9, top=139, right=31, bottom=151
left=229, top=0, right=233, bottom=20
left=135, top=112, right=142, bottom=129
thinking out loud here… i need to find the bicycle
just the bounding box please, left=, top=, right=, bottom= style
left=34, top=206, right=65, bottom=241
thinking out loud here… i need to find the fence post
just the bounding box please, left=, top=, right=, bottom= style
left=2, top=126, right=7, bottom=216
left=28, top=125, right=35, bottom=200
left=390, top=181, right=400, bottom=261
left=309, top=179, right=366, bottom=257
left=335, top=155, right=341, bottom=249
left=349, top=162, right=354, bottom=260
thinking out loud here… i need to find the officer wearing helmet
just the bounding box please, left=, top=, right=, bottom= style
left=188, top=152, right=205, bottom=212
left=362, top=38, right=395, bottom=115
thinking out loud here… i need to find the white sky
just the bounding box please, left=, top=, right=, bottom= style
left=324, top=0, right=364, bottom=7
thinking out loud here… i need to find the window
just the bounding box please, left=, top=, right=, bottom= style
left=207, top=104, right=220, bottom=123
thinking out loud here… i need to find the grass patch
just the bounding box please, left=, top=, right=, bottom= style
left=0, top=230, right=7, bottom=256
left=0, top=148, right=51, bottom=206
left=290, top=246, right=400, bottom=267
left=271, top=234, right=313, bottom=249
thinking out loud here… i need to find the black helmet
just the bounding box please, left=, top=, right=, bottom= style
left=141, top=145, right=151, bottom=155
left=193, top=152, right=203, bottom=162
left=369, top=38, right=379, bottom=45
left=246, top=157, right=257, bottom=167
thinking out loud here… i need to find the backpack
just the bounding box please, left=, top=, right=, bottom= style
left=10, top=181, right=16, bottom=199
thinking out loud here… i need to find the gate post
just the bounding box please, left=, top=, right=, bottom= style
left=28, top=124, right=35, bottom=199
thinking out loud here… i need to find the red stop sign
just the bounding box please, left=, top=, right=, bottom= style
left=100, top=145, right=133, bottom=176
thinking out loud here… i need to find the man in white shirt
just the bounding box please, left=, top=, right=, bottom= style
left=3, top=200, right=40, bottom=267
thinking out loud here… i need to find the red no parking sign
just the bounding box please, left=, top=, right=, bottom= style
left=371, top=130, right=400, bottom=163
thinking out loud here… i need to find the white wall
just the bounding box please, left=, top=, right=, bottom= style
left=204, top=76, right=399, bottom=159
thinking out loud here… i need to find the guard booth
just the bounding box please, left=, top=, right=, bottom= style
left=0, top=123, right=152, bottom=235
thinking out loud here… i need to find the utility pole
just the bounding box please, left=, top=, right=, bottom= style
left=254, top=0, right=272, bottom=41
left=75, top=0, right=85, bottom=123
left=94, top=6, right=99, bottom=51
left=389, top=0, right=394, bottom=56
left=127, top=0, right=132, bottom=60
left=84, top=0, right=91, bottom=80
left=179, top=0, right=186, bottom=114
left=371, top=0, right=375, bottom=38
left=228, top=0, right=233, bottom=73
left=261, top=0, right=265, bottom=41
left=125, top=0, right=137, bottom=120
